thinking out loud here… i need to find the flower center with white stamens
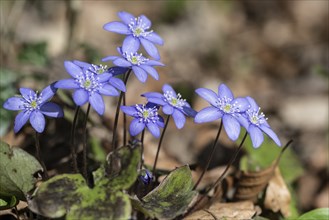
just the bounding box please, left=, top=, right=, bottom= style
left=125, top=52, right=148, bottom=66
left=216, top=97, right=241, bottom=114
left=128, top=17, right=153, bottom=37
left=164, top=91, right=186, bottom=109
left=135, top=104, right=159, bottom=123
left=91, top=64, right=108, bottom=74
left=76, top=71, right=101, bottom=93
left=246, top=107, right=267, bottom=126
left=23, top=91, right=42, bottom=111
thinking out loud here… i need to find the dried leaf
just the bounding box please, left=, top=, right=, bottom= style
left=185, top=201, right=256, bottom=220
left=264, top=167, right=291, bottom=217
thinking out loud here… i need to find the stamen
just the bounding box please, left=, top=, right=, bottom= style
left=216, top=97, right=242, bottom=115
left=125, top=52, right=148, bottom=66
left=76, top=71, right=102, bottom=93
left=135, top=104, right=159, bottom=123
left=164, top=91, right=186, bottom=109
left=128, top=16, right=153, bottom=37
left=247, top=107, right=267, bottom=126
left=22, top=91, right=42, bottom=111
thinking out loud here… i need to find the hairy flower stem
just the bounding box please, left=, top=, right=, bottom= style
left=152, top=115, right=170, bottom=178
left=35, top=132, right=48, bottom=179
left=70, top=106, right=80, bottom=173
left=193, top=120, right=223, bottom=190
left=82, top=103, right=91, bottom=182
left=112, top=69, right=131, bottom=150
left=140, top=129, right=145, bottom=170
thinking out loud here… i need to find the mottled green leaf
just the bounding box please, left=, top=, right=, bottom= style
left=0, top=141, right=42, bottom=200
left=0, top=195, right=18, bottom=210
left=132, top=165, right=198, bottom=219
left=30, top=144, right=141, bottom=219
left=297, top=208, right=329, bottom=220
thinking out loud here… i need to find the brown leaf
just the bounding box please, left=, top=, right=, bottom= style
left=264, top=167, right=291, bottom=217
left=185, top=201, right=256, bottom=220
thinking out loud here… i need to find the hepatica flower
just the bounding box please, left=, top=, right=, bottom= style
left=102, top=47, right=164, bottom=83
left=194, top=84, right=249, bottom=141
left=142, top=84, right=196, bottom=129
left=103, top=11, right=164, bottom=60
left=3, top=85, right=63, bottom=133
left=243, top=96, right=281, bottom=148
left=55, top=61, right=121, bottom=115
left=121, top=103, right=164, bottom=138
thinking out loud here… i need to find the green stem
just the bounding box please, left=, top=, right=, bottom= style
left=82, top=103, right=91, bottom=181
left=140, top=129, right=145, bottom=170
left=70, top=106, right=80, bottom=173
left=193, top=120, right=223, bottom=190
left=152, top=115, right=170, bottom=177
left=35, top=132, right=48, bottom=179
left=112, top=69, right=131, bottom=150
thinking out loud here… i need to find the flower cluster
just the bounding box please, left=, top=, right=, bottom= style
left=194, top=84, right=281, bottom=148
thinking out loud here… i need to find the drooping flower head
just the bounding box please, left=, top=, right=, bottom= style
left=55, top=60, right=122, bottom=115
left=102, top=47, right=164, bottom=83
left=121, top=103, right=164, bottom=138
left=142, top=84, right=197, bottom=129
left=243, top=97, right=281, bottom=148
left=194, top=84, right=249, bottom=141
left=103, top=11, right=164, bottom=60
left=139, top=169, right=153, bottom=185
left=3, top=84, right=63, bottom=133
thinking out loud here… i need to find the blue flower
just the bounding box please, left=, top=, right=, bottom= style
left=142, top=84, right=196, bottom=129
left=3, top=84, right=63, bottom=133
left=55, top=61, right=121, bottom=115
left=103, top=11, right=164, bottom=60
left=194, top=84, right=249, bottom=141
left=121, top=103, right=164, bottom=138
left=243, top=97, right=281, bottom=148
left=102, top=47, right=164, bottom=83
left=72, top=60, right=127, bottom=92
left=139, top=169, right=153, bottom=185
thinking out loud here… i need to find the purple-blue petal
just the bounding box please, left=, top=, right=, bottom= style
left=102, top=55, right=120, bottom=62
left=90, top=93, right=105, bottom=115
left=142, top=92, right=163, bottom=99
left=97, top=73, right=112, bottom=83
left=132, top=66, right=148, bottom=83
left=73, top=89, right=89, bottom=106
left=55, top=79, right=79, bottom=89
left=246, top=96, right=259, bottom=111
left=144, top=32, right=164, bottom=45
left=109, top=77, right=126, bottom=92
left=122, top=35, right=140, bottom=54
left=99, top=84, right=119, bottom=97
left=146, top=122, right=160, bottom=138
left=103, top=21, right=130, bottom=35
left=40, top=84, right=57, bottom=103
left=223, top=114, right=241, bottom=141
left=117, top=11, right=135, bottom=25
left=218, top=84, right=234, bottom=100
left=139, top=65, right=159, bottom=80
left=144, top=60, right=165, bottom=66
left=121, top=105, right=137, bottom=116
left=140, top=15, right=152, bottom=28
left=140, top=38, right=160, bottom=60
left=108, top=67, right=129, bottom=76
left=30, top=111, right=46, bottom=133
left=113, top=58, right=132, bottom=67
left=73, top=60, right=91, bottom=69
left=64, top=61, right=83, bottom=78
left=195, top=88, right=218, bottom=106
left=14, top=110, right=30, bottom=133
left=163, top=104, right=174, bottom=115
left=3, top=97, right=24, bottom=110
left=234, top=97, right=250, bottom=112
left=40, top=102, right=63, bottom=118
left=194, top=106, right=222, bottom=123
left=157, top=115, right=165, bottom=128
left=260, top=125, right=281, bottom=146
left=130, top=118, right=145, bottom=136
left=20, top=88, right=36, bottom=100
left=162, top=84, right=176, bottom=96
left=146, top=97, right=167, bottom=106
left=249, top=125, right=264, bottom=148
left=236, top=113, right=250, bottom=129
left=172, top=109, right=186, bottom=129
left=182, top=106, right=197, bottom=118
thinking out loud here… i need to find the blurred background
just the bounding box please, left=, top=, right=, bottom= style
left=0, top=0, right=328, bottom=217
